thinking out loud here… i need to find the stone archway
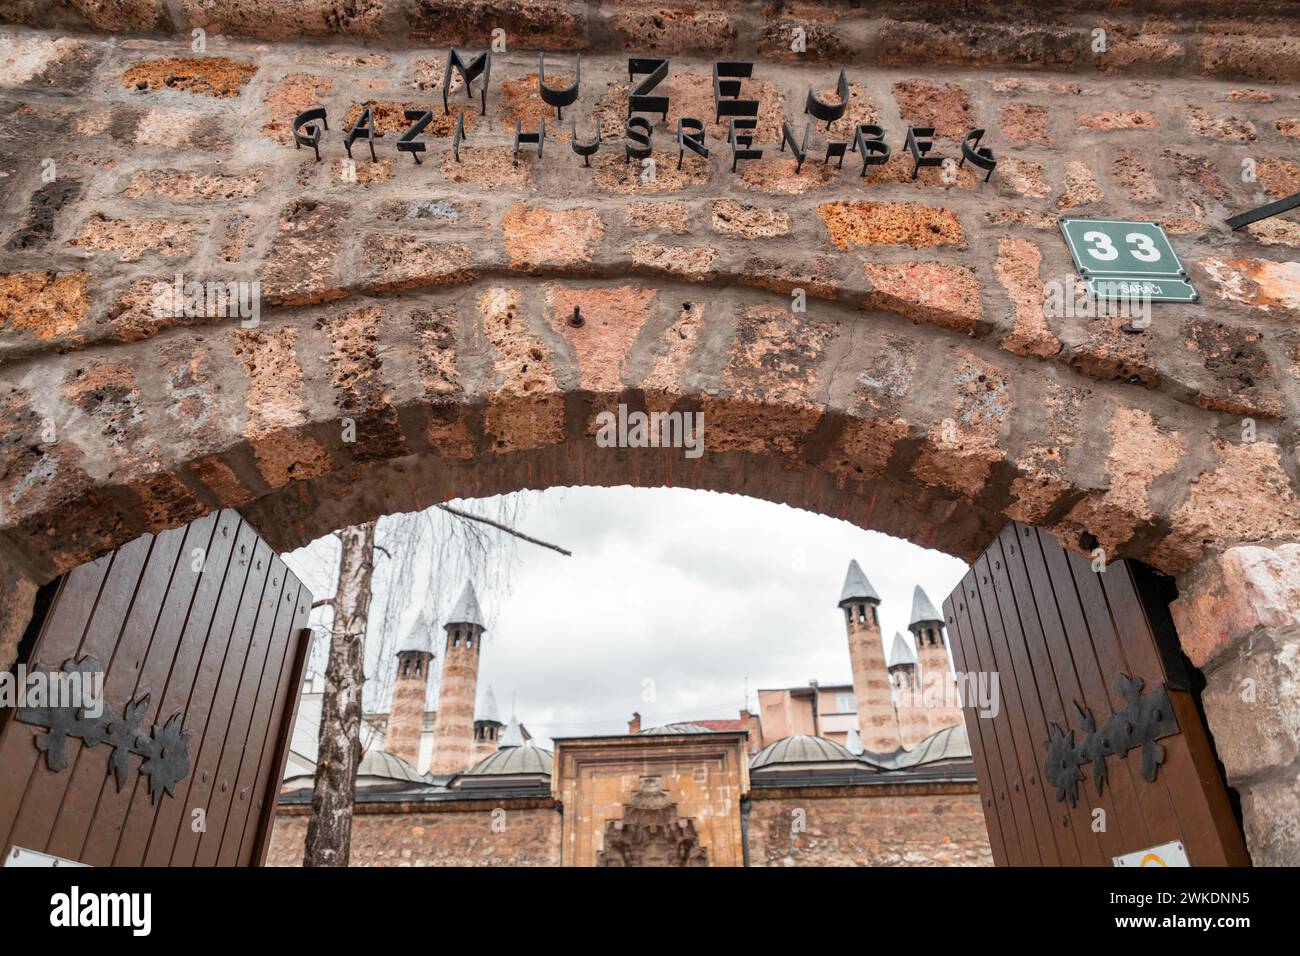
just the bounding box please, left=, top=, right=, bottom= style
left=1, top=2, right=1299, bottom=863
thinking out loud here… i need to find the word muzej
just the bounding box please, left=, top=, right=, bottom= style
left=291, top=48, right=1000, bottom=183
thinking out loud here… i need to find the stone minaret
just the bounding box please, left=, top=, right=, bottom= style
left=471, top=684, right=504, bottom=765
left=909, top=586, right=963, bottom=736
left=429, top=581, right=486, bottom=775
left=386, top=608, right=434, bottom=767
left=840, top=559, right=900, bottom=753
left=887, top=630, right=930, bottom=750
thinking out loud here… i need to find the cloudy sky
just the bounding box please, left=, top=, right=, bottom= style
left=284, top=487, right=968, bottom=749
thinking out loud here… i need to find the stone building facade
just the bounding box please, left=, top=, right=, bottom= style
left=0, top=1, right=1297, bottom=865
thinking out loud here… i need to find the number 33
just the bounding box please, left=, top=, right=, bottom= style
left=1082, top=230, right=1161, bottom=263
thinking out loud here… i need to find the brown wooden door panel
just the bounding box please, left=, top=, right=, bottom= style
left=165, top=534, right=276, bottom=866
left=112, top=509, right=246, bottom=866
left=0, top=510, right=313, bottom=868
left=944, top=521, right=1249, bottom=867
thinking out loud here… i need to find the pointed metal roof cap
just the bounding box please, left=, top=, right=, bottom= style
left=838, top=559, right=880, bottom=606
left=499, top=714, right=525, bottom=748
left=446, top=580, right=486, bottom=630
left=476, top=685, right=501, bottom=724
left=397, top=606, right=435, bottom=654
left=909, top=585, right=943, bottom=627
left=888, top=631, right=917, bottom=668
left=844, top=727, right=864, bottom=756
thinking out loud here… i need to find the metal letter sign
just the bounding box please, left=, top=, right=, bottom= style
left=1059, top=218, right=1198, bottom=304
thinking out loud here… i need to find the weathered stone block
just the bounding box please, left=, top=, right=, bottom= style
left=1172, top=543, right=1300, bottom=668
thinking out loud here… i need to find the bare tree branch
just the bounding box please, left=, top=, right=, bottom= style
left=435, top=504, right=572, bottom=557
left=311, top=598, right=335, bottom=609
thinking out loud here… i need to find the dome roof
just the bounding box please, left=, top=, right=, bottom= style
left=891, top=722, right=971, bottom=768
left=636, top=722, right=713, bottom=736
left=356, top=749, right=428, bottom=784
left=750, top=734, right=860, bottom=770
left=463, top=742, right=553, bottom=777
left=838, top=559, right=880, bottom=606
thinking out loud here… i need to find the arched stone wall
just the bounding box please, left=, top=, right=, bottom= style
left=1, top=5, right=1299, bottom=861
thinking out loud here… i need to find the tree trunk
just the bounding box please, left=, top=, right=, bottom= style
left=303, top=521, right=376, bottom=867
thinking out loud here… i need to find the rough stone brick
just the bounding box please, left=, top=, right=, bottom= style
left=738, top=158, right=840, bottom=195
left=862, top=262, right=981, bottom=334
left=232, top=327, right=334, bottom=487
left=609, top=9, right=736, bottom=55
left=67, top=214, right=194, bottom=261
left=318, top=306, right=409, bottom=462
left=180, top=0, right=384, bottom=40
left=1076, top=109, right=1157, bottom=130
left=818, top=201, right=962, bottom=249
left=709, top=199, right=789, bottom=238
left=6, top=179, right=81, bottom=250
left=1239, top=770, right=1300, bottom=867
left=501, top=203, right=604, bottom=270
left=0, top=540, right=39, bottom=674
left=1054, top=407, right=1183, bottom=555
left=1185, top=106, right=1257, bottom=141
left=260, top=199, right=348, bottom=306
left=891, top=79, right=976, bottom=139
left=1161, top=446, right=1300, bottom=582
left=122, top=170, right=260, bottom=200
left=626, top=201, right=688, bottom=233
left=362, top=235, right=474, bottom=292
left=260, top=73, right=334, bottom=143
left=1055, top=161, right=1103, bottom=209
left=440, top=147, right=531, bottom=189
left=1199, top=258, right=1300, bottom=313
left=545, top=284, right=656, bottom=393
left=406, top=0, right=583, bottom=50
left=995, top=237, right=1060, bottom=358
left=1257, top=158, right=1300, bottom=199
left=1201, top=630, right=1300, bottom=781
left=1171, top=543, right=1300, bottom=668
left=0, top=271, right=88, bottom=341
left=1112, top=147, right=1161, bottom=204
left=630, top=240, right=717, bottom=281
left=121, top=56, right=256, bottom=97
left=1000, top=103, right=1052, bottom=145
left=997, top=158, right=1049, bottom=198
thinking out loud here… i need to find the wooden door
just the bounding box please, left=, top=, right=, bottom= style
left=943, top=521, right=1249, bottom=867
left=0, top=509, right=313, bottom=867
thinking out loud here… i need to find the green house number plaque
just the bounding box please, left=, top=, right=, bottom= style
left=1059, top=218, right=1199, bottom=303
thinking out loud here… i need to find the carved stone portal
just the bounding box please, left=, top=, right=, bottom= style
left=597, top=775, right=710, bottom=867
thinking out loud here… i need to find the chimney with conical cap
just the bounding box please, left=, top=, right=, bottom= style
left=429, top=581, right=487, bottom=775
left=387, top=607, right=435, bottom=768
left=839, top=559, right=900, bottom=753
left=908, top=585, right=963, bottom=736
left=886, top=630, right=930, bottom=749
left=471, top=684, right=504, bottom=764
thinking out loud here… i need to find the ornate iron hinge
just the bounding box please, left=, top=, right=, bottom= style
left=1043, top=673, right=1179, bottom=806
left=16, top=656, right=191, bottom=802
